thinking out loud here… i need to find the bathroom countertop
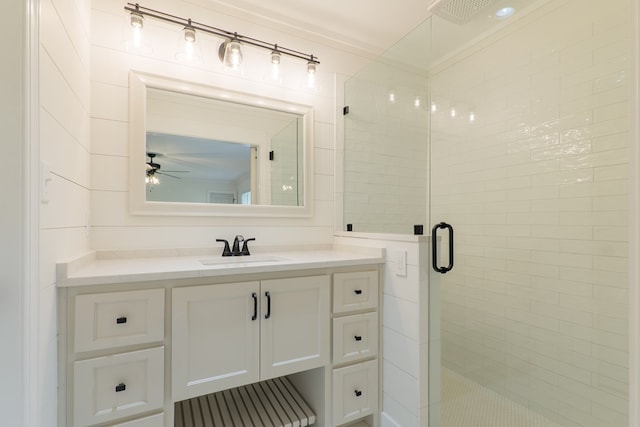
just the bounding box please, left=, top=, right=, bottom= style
left=56, top=244, right=385, bottom=287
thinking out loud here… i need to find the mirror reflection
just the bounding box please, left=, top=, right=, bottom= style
left=145, top=87, right=304, bottom=206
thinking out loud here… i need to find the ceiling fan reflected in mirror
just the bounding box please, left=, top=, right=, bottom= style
left=145, top=152, right=189, bottom=184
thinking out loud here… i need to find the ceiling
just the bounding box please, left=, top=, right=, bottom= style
left=197, top=0, right=434, bottom=56
left=196, top=0, right=553, bottom=67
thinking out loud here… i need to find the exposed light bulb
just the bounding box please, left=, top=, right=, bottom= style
left=219, top=38, right=243, bottom=69
left=130, top=12, right=144, bottom=29
left=184, top=26, right=196, bottom=44
left=271, top=50, right=281, bottom=80
left=307, top=60, right=317, bottom=88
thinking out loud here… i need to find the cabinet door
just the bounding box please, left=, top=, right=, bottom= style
left=172, top=282, right=260, bottom=401
left=260, top=275, right=330, bottom=380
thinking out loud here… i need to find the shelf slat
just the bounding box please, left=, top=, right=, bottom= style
left=175, top=377, right=316, bottom=427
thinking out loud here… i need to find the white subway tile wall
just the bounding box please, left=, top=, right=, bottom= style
left=430, top=1, right=630, bottom=426
left=343, top=55, right=429, bottom=234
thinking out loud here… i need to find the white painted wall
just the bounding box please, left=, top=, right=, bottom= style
left=39, top=0, right=92, bottom=424
left=90, top=0, right=367, bottom=251
left=0, top=0, right=29, bottom=424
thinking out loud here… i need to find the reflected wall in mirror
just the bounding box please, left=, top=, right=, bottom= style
left=129, top=72, right=314, bottom=217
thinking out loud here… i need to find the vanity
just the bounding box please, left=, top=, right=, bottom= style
left=57, top=246, right=384, bottom=427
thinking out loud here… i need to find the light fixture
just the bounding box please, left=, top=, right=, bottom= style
left=218, top=36, right=243, bottom=69
left=271, top=48, right=281, bottom=80
left=130, top=9, right=144, bottom=29
left=450, top=107, right=457, bottom=118
left=414, top=96, right=421, bottom=108
left=495, top=7, right=515, bottom=19
left=183, top=23, right=196, bottom=44
left=175, top=19, right=201, bottom=63
left=307, top=56, right=317, bottom=88
left=431, top=102, right=437, bottom=112
left=389, top=91, right=396, bottom=103
left=124, top=3, right=320, bottom=80
left=469, top=112, right=476, bottom=123
left=145, top=170, right=159, bottom=185
left=129, top=6, right=144, bottom=48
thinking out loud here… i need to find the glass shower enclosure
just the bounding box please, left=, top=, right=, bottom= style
left=344, top=0, right=631, bottom=426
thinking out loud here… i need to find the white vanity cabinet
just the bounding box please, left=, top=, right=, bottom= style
left=61, top=288, right=166, bottom=427
left=172, top=275, right=330, bottom=402
left=58, top=250, right=383, bottom=427
left=331, top=271, right=380, bottom=426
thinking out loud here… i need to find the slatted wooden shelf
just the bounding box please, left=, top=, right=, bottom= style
left=175, top=377, right=316, bottom=427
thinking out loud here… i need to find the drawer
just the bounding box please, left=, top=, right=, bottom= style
left=73, top=347, right=164, bottom=427
left=75, top=289, right=165, bottom=352
left=110, top=413, right=164, bottom=427
left=333, top=271, right=378, bottom=314
left=332, top=360, right=378, bottom=426
left=333, top=312, right=378, bottom=365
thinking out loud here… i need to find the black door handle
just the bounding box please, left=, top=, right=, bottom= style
left=432, top=222, right=454, bottom=274
left=264, top=291, right=271, bottom=319
left=251, top=292, right=257, bottom=321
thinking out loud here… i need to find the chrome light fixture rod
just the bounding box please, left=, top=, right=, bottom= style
left=124, top=3, right=320, bottom=65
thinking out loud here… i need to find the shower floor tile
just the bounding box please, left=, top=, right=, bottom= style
left=441, top=368, right=564, bottom=427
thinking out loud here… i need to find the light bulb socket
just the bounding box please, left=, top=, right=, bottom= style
left=184, top=26, right=196, bottom=43
left=130, top=11, right=144, bottom=29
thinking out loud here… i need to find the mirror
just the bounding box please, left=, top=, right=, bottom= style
left=129, top=72, right=313, bottom=217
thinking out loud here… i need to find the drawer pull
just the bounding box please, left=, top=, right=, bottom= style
left=116, top=316, right=127, bottom=324
left=354, top=289, right=362, bottom=295
left=354, top=389, right=362, bottom=397
left=354, top=335, right=362, bottom=341
left=115, top=383, right=126, bottom=393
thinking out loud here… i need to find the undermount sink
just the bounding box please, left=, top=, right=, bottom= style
left=199, top=255, right=289, bottom=266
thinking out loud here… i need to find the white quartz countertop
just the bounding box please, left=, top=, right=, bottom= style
left=56, top=245, right=385, bottom=287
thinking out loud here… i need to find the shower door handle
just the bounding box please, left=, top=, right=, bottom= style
left=432, top=222, right=454, bottom=274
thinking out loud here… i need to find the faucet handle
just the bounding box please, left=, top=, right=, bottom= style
left=216, top=239, right=232, bottom=257
left=241, top=238, right=256, bottom=256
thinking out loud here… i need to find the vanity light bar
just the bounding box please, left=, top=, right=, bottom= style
left=124, top=3, right=320, bottom=66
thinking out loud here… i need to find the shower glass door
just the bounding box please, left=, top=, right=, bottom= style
left=428, top=1, right=631, bottom=426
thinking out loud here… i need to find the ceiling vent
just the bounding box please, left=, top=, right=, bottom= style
left=428, top=0, right=497, bottom=24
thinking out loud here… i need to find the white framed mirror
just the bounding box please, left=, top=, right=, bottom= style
left=129, top=71, right=314, bottom=217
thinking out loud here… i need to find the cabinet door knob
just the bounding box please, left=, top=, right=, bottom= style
left=116, top=316, right=127, bottom=324
left=115, top=383, right=126, bottom=393
left=354, top=289, right=363, bottom=295
left=354, top=335, right=362, bottom=341
left=354, top=389, right=362, bottom=397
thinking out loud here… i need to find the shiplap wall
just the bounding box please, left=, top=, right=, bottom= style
left=39, top=0, right=92, bottom=424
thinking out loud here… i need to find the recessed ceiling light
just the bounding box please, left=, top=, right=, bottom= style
left=495, top=7, right=515, bottom=19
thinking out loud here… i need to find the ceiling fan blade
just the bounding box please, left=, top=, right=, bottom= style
left=157, top=171, right=182, bottom=179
